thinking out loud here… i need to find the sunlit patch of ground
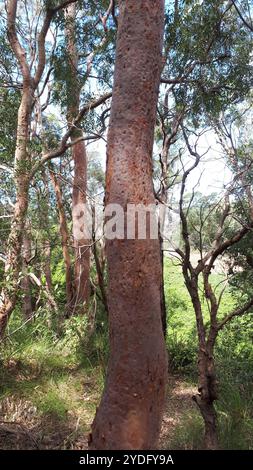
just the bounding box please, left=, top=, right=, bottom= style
left=159, top=375, right=201, bottom=450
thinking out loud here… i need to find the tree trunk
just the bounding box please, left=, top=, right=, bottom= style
left=65, top=3, right=90, bottom=313
left=90, top=0, right=167, bottom=450
left=159, top=227, right=167, bottom=337
left=71, top=140, right=90, bottom=312
left=49, top=165, right=74, bottom=312
left=21, top=227, right=33, bottom=318
left=158, top=138, right=170, bottom=337
left=187, top=279, right=219, bottom=449
left=91, top=204, right=109, bottom=315
left=43, top=240, right=53, bottom=293
left=194, top=350, right=219, bottom=450
left=0, top=85, right=33, bottom=336
left=41, top=170, right=53, bottom=293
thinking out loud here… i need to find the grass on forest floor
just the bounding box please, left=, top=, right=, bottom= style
left=0, top=315, right=107, bottom=449
left=163, top=257, right=253, bottom=450
left=161, top=374, right=253, bottom=450
left=0, top=258, right=253, bottom=449
left=0, top=353, right=102, bottom=449
left=0, top=353, right=103, bottom=449
left=160, top=375, right=203, bottom=450
left=0, top=333, right=253, bottom=450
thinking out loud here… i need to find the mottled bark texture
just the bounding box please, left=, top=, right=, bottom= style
left=65, top=3, right=90, bottom=313
left=194, top=351, right=218, bottom=450
left=0, top=0, right=37, bottom=336
left=0, top=83, right=33, bottom=336
left=90, top=0, right=167, bottom=450
left=71, top=140, right=90, bottom=311
left=185, top=276, right=218, bottom=449
left=0, top=0, right=67, bottom=336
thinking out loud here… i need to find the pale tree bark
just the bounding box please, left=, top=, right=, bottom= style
left=0, top=89, right=32, bottom=334
left=49, top=165, right=74, bottom=312
left=90, top=0, right=167, bottom=450
left=0, top=0, right=34, bottom=335
left=0, top=0, right=78, bottom=337
left=65, top=3, right=90, bottom=313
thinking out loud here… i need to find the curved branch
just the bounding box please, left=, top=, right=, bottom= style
left=231, top=0, right=253, bottom=32
left=218, top=297, right=253, bottom=330
left=33, top=0, right=79, bottom=88
left=7, top=0, right=31, bottom=83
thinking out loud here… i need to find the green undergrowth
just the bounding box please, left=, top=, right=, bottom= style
left=0, top=308, right=108, bottom=443
left=164, top=257, right=253, bottom=450
left=0, top=258, right=252, bottom=449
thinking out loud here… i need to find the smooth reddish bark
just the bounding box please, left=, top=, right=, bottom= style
left=90, top=0, right=167, bottom=450
left=71, top=141, right=90, bottom=310
left=65, top=3, right=90, bottom=312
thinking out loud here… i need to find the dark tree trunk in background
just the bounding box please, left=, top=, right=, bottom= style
left=65, top=3, right=90, bottom=313
left=159, top=228, right=167, bottom=337
left=21, top=227, right=33, bottom=318
left=49, top=165, right=74, bottom=312
left=43, top=240, right=53, bottom=293
left=194, top=350, right=218, bottom=450
left=41, top=170, right=53, bottom=294
left=91, top=205, right=109, bottom=315
left=90, top=0, right=167, bottom=450
left=188, top=280, right=219, bottom=450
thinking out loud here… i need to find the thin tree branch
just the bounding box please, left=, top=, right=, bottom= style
left=231, top=0, right=253, bottom=31
left=218, top=297, right=253, bottom=330
left=29, top=92, right=112, bottom=178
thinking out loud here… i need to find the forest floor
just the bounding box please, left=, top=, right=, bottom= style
left=0, top=359, right=200, bottom=450
left=1, top=259, right=252, bottom=450
left=160, top=375, right=200, bottom=449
